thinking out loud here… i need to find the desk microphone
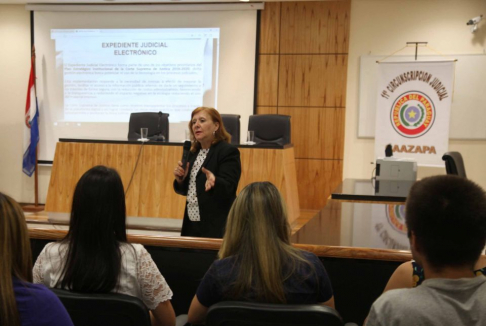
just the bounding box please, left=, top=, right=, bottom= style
left=157, top=111, right=162, bottom=135
left=181, top=141, right=191, bottom=166
left=150, top=111, right=165, bottom=141
left=385, top=144, right=393, bottom=157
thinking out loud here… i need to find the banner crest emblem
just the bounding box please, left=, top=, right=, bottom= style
left=390, top=91, right=435, bottom=138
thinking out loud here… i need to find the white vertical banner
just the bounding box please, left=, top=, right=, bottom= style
left=375, top=61, right=454, bottom=166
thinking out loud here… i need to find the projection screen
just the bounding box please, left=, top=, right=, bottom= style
left=31, top=4, right=260, bottom=161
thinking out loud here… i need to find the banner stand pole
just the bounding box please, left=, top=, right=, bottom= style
left=406, top=42, right=428, bottom=61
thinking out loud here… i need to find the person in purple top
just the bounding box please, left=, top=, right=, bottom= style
left=0, top=192, right=73, bottom=326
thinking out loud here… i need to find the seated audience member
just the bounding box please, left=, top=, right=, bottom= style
left=366, top=175, right=486, bottom=326
left=33, top=166, right=176, bottom=326
left=0, top=193, right=74, bottom=326
left=187, top=182, right=335, bottom=324
left=383, top=256, right=486, bottom=291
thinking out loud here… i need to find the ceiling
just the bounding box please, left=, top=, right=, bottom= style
left=1, top=0, right=338, bottom=4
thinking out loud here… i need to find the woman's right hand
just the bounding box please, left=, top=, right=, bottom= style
left=174, top=161, right=189, bottom=184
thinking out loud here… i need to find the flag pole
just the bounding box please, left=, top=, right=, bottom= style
left=34, top=155, right=39, bottom=207
left=23, top=46, right=43, bottom=213
left=33, top=46, right=39, bottom=207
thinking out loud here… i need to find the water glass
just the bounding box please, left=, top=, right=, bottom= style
left=247, top=131, right=255, bottom=145
left=140, top=128, right=148, bottom=141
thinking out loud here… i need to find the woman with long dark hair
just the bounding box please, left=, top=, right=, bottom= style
left=33, top=166, right=176, bottom=326
left=187, top=182, right=335, bottom=324
left=0, top=192, right=73, bottom=326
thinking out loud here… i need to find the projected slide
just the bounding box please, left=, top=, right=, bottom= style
left=51, top=28, right=219, bottom=123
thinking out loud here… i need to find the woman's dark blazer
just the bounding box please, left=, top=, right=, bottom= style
left=173, top=141, right=241, bottom=238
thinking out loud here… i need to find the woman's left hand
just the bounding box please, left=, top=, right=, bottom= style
left=202, top=167, right=216, bottom=191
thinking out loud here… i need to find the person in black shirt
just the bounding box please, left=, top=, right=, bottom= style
left=173, top=107, right=241, bottom=238
left=187, top=182, right=335, bottom=324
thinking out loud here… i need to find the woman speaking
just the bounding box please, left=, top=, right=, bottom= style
left=173, top=107, right=241, bottom=238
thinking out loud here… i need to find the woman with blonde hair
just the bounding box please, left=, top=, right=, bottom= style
left=0, top=193, right=73, bottom=326
left=187, top=182, right=335, bottom=324
left=173, top=107, right=241, bottom=238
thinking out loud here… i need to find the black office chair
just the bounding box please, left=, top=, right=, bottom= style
left=248, top=114, right=291, bottom=146
left=127, top=112, right=169, bottom=141
left=221, top=114, right=241, bottom=145
left=442, top=151, right=467, bottom=178
left=51, top=289, right=151, bottom=326
left=206, top=301, right=345, bottom=326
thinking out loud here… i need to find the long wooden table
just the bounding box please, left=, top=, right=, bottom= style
left=45, top=139, right=300, bottom=224
left=41, top=151, right=420, bottom=325
left=28, top=213, right=405, bottom=326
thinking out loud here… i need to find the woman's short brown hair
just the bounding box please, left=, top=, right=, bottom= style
left=188, top=107, right=232, bottom=152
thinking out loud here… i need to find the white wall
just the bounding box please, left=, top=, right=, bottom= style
left=345, top=0, right=486, bottom=188
left=1, top=4, right=256, bottom=204
left=0, top=5, right=51, bottom=203
left=2, top=1, right=486, bottom=204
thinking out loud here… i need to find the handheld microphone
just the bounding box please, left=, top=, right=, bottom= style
left=181, top=140, right=191, bottom=166
left=385, top=144, right=393, bottom=157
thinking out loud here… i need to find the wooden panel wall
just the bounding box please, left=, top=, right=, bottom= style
left=257, top=1, right=350, bottom=210
left=46, top=142, right=300, bottom=224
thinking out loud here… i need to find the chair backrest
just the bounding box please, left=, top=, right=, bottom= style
left=248, top=114, right=291, bottom=146
left=206, top=301, right=344, bottom=326
left=442, top=151, right=467, bottom=178
left=127, top=112, right=169, bottom=141
left=221, top=114, right=241, bottom=145
left=51, top=289, right=151, bottom=326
